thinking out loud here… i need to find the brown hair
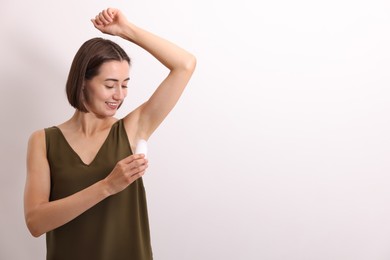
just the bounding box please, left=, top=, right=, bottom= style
left=66, top=37, right=131, bottom=112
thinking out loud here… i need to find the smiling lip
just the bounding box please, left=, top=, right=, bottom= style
left=106, top=102, right=119, bottom=109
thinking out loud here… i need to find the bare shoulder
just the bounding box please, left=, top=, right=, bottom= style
left=28, top=129, right=45, bottom=144
left=27, top=129, right=46, bottom=155
left=26, top=129, right=50, bottom=178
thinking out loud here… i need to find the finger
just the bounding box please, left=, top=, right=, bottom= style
left=96, top=12, right=106, bottom=25
left=94, top=15, right=103, bottom=26
left=120, top=154, right=145, bottom=164
left=106, top=7, right=116, bottom=19
left=90, top=19, right=101, bottom=28
left=99, top=12, right=109, bottom=25
left=102, top=9, right=113, bottom=23
left=129, top=159, right=148, bottom=171
left=128, top=170, right=146, bottom=183
left=130, top=166, right=147, bottom=178
left=127, top=159, right=148, bottom=173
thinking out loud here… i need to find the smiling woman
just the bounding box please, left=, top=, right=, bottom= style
left=66, top=37, right=131, bottom=113
left=84, top=60, right=130, bottom=115
left=23, top=7, right=196, bottom=260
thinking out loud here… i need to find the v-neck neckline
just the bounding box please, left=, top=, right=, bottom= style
left=53, top=120, right=119, bottom=167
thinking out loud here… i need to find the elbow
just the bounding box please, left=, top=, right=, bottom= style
left=30, top=229, right=44, bottom=238
left=30, top=230, right=44, bottom=238
left=25, top=215, right=45, bottom=238
left=171, top=54, right=197, bottom=74
left=27, top=222, right=45, bottom=238
left=185, top=54, right=197, bottom=73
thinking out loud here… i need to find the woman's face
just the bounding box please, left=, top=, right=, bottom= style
left=83, top=60, right=130, bottom=117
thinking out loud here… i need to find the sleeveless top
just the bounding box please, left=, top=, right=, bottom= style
left=44, top=119, right=153, bottom=260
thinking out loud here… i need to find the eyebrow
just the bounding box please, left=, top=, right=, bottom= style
left=104, top=77, right=130, bottom=82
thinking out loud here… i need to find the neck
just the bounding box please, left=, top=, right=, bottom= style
left=68, top=110, right=116, bottom=136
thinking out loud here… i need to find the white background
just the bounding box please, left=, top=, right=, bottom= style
left=1, top=0, right=390, bottom=259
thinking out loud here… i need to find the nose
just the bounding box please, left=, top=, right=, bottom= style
left=113, top=87, right=126, bottom=100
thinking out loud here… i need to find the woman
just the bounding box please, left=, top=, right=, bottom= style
left=24, top=8, right=196, bottom=260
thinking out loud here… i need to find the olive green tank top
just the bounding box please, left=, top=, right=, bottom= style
left=44, top=119, right=153, bottom=260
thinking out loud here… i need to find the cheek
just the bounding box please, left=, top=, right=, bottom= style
left=84, top=90, right=95, bottom=102
left=84, top=88, right=105, bottom=104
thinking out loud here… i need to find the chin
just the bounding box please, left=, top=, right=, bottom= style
left=104, top=111, right=117, bottom=117
left=91, top=109, right=117, bottom=118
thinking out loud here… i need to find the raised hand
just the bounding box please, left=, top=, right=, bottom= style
left=91, top=8, right=130, bottom=37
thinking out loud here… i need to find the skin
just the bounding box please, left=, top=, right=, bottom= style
left=24, top=7, right=196, bottom=237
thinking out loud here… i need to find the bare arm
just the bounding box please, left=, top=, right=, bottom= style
left=24, top=130, right=148, bottom=237
left=92, top=8, right=197, bottom=141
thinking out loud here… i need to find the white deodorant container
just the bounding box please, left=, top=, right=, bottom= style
left=135, top=139, right=148, bottom=158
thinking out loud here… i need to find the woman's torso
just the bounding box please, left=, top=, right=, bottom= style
left=45, top=119, right=153, bottom=260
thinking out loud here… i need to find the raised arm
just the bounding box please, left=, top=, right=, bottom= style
left=92, top=8, right=196, bottom=141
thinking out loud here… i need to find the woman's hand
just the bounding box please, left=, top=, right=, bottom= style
left=91, top=8, right=129, bottom=37
left=103, top=154, right=148, bottom=195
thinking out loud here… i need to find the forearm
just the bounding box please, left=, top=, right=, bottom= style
left=119, top=22, right=196, bottom=72
left=25, top=180, right=110, bottom=237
